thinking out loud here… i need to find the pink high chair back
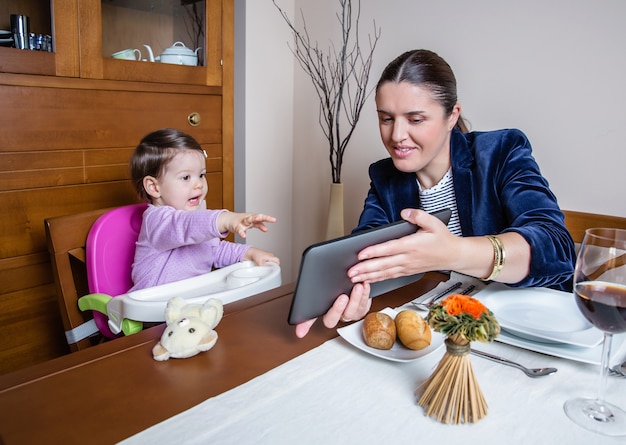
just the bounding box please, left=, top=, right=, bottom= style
left=86, top=203, right=148, bottom=338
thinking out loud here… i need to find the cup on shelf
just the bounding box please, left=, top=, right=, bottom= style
left=112, top=48, right=142, bottom=61
left=10, top=14, right=30, bottom=50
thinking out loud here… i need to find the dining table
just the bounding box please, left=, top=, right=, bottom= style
left=1, top=272, right=625, bottom=445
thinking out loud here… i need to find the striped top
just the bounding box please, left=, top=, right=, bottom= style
left=417, top=168, right=462, bottom=236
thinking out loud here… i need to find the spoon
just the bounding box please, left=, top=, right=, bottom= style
left=470, top=349, right=558, bottom=378
left=609, top=361, right=626, bottom=378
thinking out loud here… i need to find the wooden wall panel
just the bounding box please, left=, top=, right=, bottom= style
left=0, top=143, right=223, bottom=191
left=0, top=150, right=83, bottom=172
left=86, top=165, right=131, bottom=183
left=0, top=182, right=139, bottom=259
left=0, top=251, right=69, bottom=375
left=0, top=284, right=68, bottom=374
left=0, top=167, right=84, bottom=191
left=0, top=256, right=67, bottom=375
left=205, top=172, right=223, bottom=209
left=0, top=253, right=52, bottom=295
left=84, top=147, right=134, bottom=166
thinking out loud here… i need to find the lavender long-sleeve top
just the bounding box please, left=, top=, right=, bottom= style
left=130, top=205, right=250, bottom=291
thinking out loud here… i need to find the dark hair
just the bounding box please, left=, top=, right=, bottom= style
left=130, top=128, right=204, bottom=201
left=376, top=49, right=468, bottom=132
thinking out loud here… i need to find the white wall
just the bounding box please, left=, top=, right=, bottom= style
left=243, top=0, right=626, bottom=282
left=238, top=0, right=295, bottom=281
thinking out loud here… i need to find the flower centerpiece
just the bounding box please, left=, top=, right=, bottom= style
left=417, top=294, right=500, bottom=424
left=272, top=0, right=381, bottom=238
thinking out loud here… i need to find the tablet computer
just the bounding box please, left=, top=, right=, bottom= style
left=287, top=208, right=451, bottom=325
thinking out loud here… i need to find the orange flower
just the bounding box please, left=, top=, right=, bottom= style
left=442, top=294, right=488, bottom=319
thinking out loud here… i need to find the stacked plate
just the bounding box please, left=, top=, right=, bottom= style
left=473, top=283, right=625, bottom=364
left=0, top=30, right=13, bottom=47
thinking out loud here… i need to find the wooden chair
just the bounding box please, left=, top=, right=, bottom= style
left=45, top=208, right=111, bottom=351
left=562, top=210, right=626, bottom=243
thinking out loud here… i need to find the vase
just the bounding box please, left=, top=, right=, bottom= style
left=325, top=182, right=345, bottom=240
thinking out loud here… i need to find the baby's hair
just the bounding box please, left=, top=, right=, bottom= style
left=130, top=128, right=205, bottom=201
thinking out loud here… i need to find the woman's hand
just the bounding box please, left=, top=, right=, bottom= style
left=295, top=282, right=371, bottom=338
left=347, top=208, right=531, bottom=284
left=218, top=212, right=277, bottom=238
left=347, top=208, right=456, bottom=284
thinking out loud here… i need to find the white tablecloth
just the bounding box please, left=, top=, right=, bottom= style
left=120, top=328, right=626, bottom=445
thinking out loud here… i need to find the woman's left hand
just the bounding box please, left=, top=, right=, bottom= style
left=295, top=282, right=371, bottom=338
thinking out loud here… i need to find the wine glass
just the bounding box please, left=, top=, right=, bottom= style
left=564, top=227, right=626, bottom=436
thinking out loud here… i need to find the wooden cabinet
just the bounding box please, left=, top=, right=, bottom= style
left=0, top=0, right=234, bottom=374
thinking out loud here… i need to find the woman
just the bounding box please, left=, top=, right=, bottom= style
left=295, top=49, right=575, bottom=338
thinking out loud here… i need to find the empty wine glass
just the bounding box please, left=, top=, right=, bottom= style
left=564, top=227, right=626, bottom=436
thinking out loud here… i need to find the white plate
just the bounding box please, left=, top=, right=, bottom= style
left=474, top=284, right=603, bottom=348
left=337, top=307, right=445, bottom=362
left=496, top=329, right=625, bottom=365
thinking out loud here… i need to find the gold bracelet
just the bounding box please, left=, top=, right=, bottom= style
left=482, top=235, right=505, bottom=281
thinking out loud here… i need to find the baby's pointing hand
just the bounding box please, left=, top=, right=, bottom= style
left=222, top=212, right=277, bottom=238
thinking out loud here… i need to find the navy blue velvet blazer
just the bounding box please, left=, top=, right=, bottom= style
left=353, top=128, right=575, bottom=290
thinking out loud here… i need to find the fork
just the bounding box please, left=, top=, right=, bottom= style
left=470, top=349, right=557, bottom=378
left=411, top=281, right=462, bottom=310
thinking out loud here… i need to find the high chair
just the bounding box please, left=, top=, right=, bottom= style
left=46, top=204, right=282, bottom=351
left=44, top=203, right=148, bottom=344
left=83, top=203, right=148, bottom=339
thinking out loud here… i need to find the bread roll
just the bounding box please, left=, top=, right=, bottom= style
left=362, top=312, right=396, bottom=350
left=395, top=310, right=431, bottom=350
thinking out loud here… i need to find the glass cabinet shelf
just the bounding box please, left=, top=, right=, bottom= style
left=101, top=0, right=206, bottom=66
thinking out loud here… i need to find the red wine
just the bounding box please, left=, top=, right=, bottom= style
left=575, top=281, right=626, bottom=333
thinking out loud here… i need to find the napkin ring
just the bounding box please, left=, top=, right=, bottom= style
left=482, top=235, right=505, bottom=281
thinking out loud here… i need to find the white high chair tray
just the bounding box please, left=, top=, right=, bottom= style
left=105, top=261, right=281, bottom=334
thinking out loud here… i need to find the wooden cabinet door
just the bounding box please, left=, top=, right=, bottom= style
left=77, top=0, right=224, bottom=86
left=0, top=0, right=79, bottom=77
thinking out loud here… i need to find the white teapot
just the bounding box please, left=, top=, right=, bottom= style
left=144, top=42, right=201, bottom=66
